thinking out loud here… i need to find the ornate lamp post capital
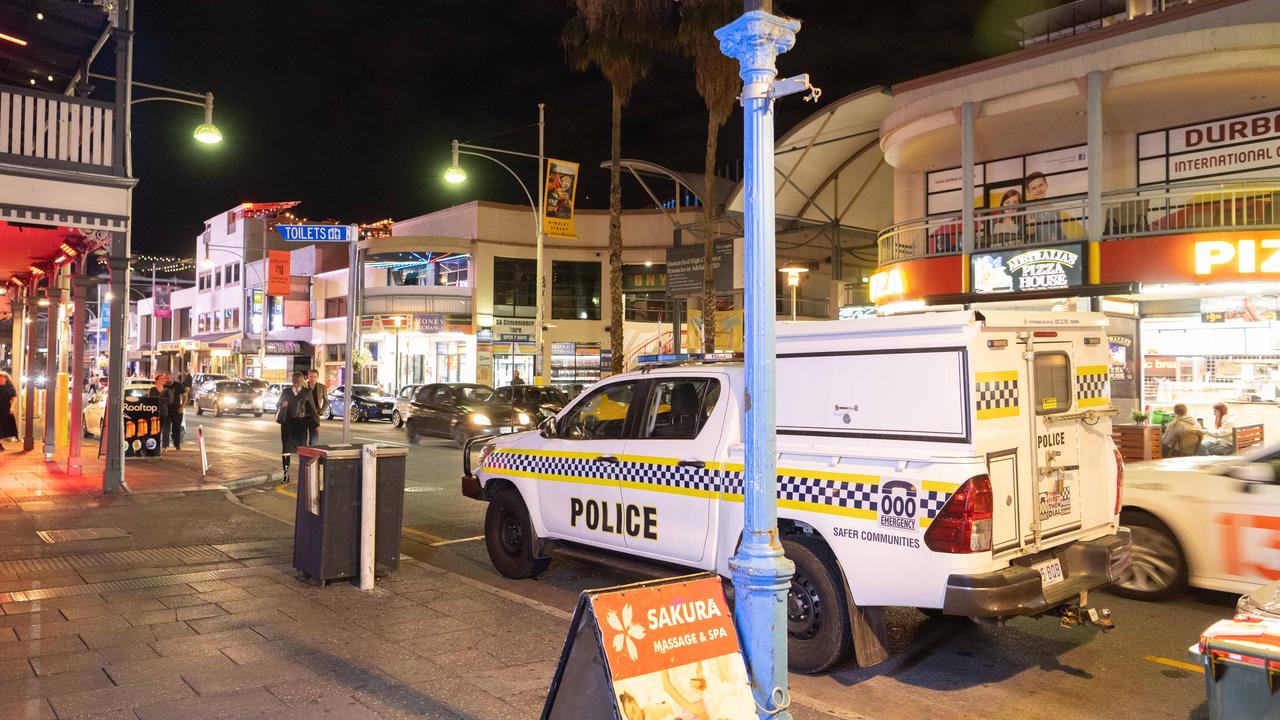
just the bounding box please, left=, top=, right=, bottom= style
left=715, top=10, right=800, bottom=76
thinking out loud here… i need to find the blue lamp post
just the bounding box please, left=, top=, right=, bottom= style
left=717, top=3, right=817, bottom=718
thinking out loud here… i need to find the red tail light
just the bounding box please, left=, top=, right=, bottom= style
left=924, top=474, right=993, bottom=554
left=1114, top=447, right=1124, bottom=516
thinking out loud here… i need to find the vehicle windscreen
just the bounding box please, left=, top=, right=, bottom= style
left=527, top=387, right=567, bottom=404
left=450, top=385, right=496, bottom=403
left=353, top=385, right=384, bottom=397
left=218, top=382, right=254, bottom=393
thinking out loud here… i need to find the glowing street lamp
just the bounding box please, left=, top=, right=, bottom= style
left=780, top=265, right=808, bottom=321
left=443, top=142, right=467, bottom=184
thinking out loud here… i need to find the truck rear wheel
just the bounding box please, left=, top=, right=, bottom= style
left=784, top=535, right=854, bottom=674
left=485, top=488, right=549, bottom=579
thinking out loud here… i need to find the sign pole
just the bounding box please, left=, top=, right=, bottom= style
left=343, top=224, right=358, bottom=446
left=717, top=9, right=799, bottom=719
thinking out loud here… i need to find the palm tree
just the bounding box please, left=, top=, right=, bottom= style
left=562, top=1, right=667, bottom=373
left=678, top=0, right=740, bottom=353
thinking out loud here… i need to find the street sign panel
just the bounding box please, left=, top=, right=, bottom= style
left=276, top=224, right=351, bottom=243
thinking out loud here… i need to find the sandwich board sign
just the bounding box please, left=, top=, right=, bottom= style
left=541, top=573, right=757, bottom=720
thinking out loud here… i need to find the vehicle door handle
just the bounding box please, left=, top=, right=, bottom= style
left=594, top=455, right=620, bottom=464
left=677, top=460, right=706, bottom=469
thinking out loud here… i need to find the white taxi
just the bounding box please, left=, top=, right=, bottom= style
left=1112, top=447, right=1280, bottom=600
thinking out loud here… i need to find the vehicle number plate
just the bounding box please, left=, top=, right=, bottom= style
left=1033, top=558, right=1065, bottom=587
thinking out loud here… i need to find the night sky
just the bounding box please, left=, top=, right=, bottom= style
left=105, top=0, right=1054, bottom=257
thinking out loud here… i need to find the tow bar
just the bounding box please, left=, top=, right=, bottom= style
left=1057, top=591, right=1114, bottom=632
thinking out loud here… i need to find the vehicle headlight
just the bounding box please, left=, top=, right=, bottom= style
left=469, top=413, right=491, bottom=426
left=517, top=412, right=531, bottom=425
left=224, top=398, right=236, bottom=405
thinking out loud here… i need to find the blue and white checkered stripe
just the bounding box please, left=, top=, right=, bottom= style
left=482, top=451, right=955, bottom=518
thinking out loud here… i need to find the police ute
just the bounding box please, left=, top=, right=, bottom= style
left=461, top=310, right=1132, bottom=673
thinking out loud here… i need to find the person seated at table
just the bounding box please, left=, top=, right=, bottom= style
left=1199, top=401, right=1237, bottom=456
left=1160, top=404, right=1202, bottom=458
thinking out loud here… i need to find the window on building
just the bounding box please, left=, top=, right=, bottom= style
left=493, top=257, right=536, bottom=318
left=198, top=272, right=211, bottom=292
left=215, top=267, right=222, bottom=288
left=437, top=256, right=469, bottom=287
left=231, top=308, right=240, bottom=329
left=552, top=261, right=601, bottom=320
left=324, top=297, right=347, bottom=318
left=233, top=264, right=241, bottom=283
left=197, top=314, right=206, bottom=334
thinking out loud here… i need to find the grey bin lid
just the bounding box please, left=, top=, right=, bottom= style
left=297, top=444, right=408, bottom=460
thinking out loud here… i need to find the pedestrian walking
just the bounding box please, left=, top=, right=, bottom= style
left=165, top=373, right=186, bottom=450
left=147, top=374, right=172, bottom=450
left=182, top=371, right=193, bottom=406
left=277, top=371, right=318, bottom=483
left=305, top=369, right=326, bottom=446
left=511, top=369, right=526, bottom=386
left=0, top=372, right=18, bottom=451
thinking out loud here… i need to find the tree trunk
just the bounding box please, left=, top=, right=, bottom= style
left=701, top=112, right=718, bottom=354
left=609, top=86, right=625, bottom=374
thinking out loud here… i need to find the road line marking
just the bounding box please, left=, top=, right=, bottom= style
left=402, top=526, right=450, bottom=545
left=430, top=535, right=483, bottom=547
left=274, top=486, right=296, bottom=498
left=1144, top=655, right=1204, bottom=674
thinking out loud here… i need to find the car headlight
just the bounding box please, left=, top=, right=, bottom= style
left=469, top=413, right=491, bottom=426
left=224, top=398, right=236, bottom=405
left=517, top=412, right=531, bottom=425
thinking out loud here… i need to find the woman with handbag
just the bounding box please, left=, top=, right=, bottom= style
left=276, top=371, right=318, bottom=483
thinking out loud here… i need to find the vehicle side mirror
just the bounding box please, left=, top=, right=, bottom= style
left=1229, top=463, right=1276, bottom=485
left=539, top=415, right=557, bottom=438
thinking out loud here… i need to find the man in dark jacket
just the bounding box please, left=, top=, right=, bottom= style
left=165, top=373, right=187, bottom=450
left=305, top=369, right=326, bottom=446
left=147, top=374, right=172, bottom=451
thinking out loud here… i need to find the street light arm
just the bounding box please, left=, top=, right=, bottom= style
left=457, top=149, right=540, bottom=236
left=130, top=96, right=204, bottom=108
left=456, top=141, right=542, bottom=163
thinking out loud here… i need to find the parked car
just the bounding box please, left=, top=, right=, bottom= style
left=194, top=380, right=264, bottom=417
left=82, top=378, right=153, bottom=437
left=261, top=382, right=287, bottom=413
left=495, top=385, right=568, bottom=423
left=406, top=383, right=532, bottom=447
left=325, top=385, right=396, bottom=422
left=1111, top=447, right=1280, bottom=601
left=392, top=384, right=428, bottom=428
left=241, top=378, right=270, bottom=394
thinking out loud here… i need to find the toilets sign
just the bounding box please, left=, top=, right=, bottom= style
left=277, top=224, right=352, bottom=243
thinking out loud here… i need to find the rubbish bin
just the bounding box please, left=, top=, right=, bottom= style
left=1192, top=617, right=1280, bottom=719
left=292, top=444, right=407, bottom=584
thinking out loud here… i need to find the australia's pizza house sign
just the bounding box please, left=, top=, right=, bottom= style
left=972, top=243, right=1084, bottom=294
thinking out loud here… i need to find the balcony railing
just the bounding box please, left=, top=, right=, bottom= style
left=0, top=85, right=119, bottom=175
left=877, top=178, right=1280, bottom=265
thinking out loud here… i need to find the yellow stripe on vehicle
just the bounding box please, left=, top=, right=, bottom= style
left=1078, top=396, right=1110, bottom=408
left=977, top=406, right=1020, bottom=420
left=1076, top=365, right=1108, bottom=376
left=976, top=370, right=1018, bottom=382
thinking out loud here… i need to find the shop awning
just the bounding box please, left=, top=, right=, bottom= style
left=176, top=332, right=241, bottom=351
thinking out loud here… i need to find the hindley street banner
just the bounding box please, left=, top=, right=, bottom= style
left=543, top=158, right=580, bottom=239
left=542, top=574, right=757, bottom=720
left=267, top=250, right=291, bottom=297
left=153, top=284, right=171, bottom=319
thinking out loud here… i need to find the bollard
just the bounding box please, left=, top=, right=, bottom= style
left=359, top=443, right=376, bottom=590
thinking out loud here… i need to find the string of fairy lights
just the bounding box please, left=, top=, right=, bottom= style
left=132, top=254, right=196, bottom=273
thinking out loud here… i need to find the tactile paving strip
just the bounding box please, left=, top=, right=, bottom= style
left=0, top=544, right=230, bottom=576
left=0, top=564, right=289, bottom=604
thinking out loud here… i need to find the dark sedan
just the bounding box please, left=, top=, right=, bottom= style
left=405, top=383, right=533, bottom=447
left=325, top=385, right=396, bottom=422
left=494, top=384, right=568, bottom=423
left=194, top=380, right=264, bottom=417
